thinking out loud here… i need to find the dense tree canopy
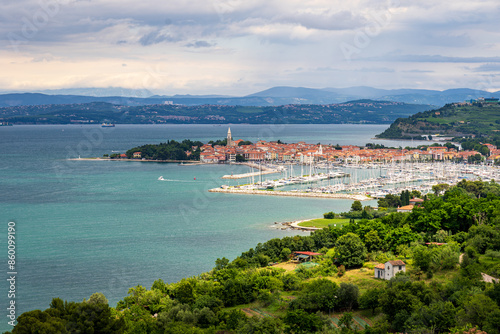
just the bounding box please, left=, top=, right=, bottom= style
left=8, top=179, right=500, bottom=334
left=335, top=233, right=367, bottom=268
left=126, top=139, right=203, bottom=160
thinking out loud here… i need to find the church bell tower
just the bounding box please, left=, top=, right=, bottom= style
left=227, top=127, right=233, bottom=147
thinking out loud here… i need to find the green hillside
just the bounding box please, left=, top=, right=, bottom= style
left=376, top=102, right=500, bottom=141
left=6, top=180, right=500, bottom=334
left=0, top=100, right=431, bottom=125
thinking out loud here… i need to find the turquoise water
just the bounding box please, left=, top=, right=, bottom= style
left=0, top=124, right=392, bottom=331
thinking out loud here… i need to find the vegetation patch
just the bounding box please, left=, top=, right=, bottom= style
left=299, top=218, right=350, bottom=228
left=8, top=180, right=500, bottom=334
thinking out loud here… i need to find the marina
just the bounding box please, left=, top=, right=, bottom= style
left=211, top=161, right=500, bottom=199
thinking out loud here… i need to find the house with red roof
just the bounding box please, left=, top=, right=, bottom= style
left=293, top=251, right=322, bottom=263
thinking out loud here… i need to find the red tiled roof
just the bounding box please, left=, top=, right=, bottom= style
left=294, top=251, right=322, bottom=256
left=388, top=260, right=405, bottom=266
left=375, top=264, right=385, bottom=269
left=410, top=198, right=424, bottom=203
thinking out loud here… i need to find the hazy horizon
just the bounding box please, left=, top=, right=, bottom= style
left=2, top=0, right=500, bottom=95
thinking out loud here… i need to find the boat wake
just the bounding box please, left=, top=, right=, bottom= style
left=158, top=176, right=197, bottom=182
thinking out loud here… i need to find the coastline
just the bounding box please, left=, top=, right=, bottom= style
left=272, top=219, right=322, bottom=231
left=67, top=157, right=207, bottom=164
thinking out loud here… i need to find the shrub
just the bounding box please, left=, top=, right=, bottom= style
left=323, top=211, right=335, bottom=219
left=338, top=265, right=346, bottom=277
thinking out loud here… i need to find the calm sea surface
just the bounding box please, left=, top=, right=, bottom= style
left=0, top=124, right=406, bottom=330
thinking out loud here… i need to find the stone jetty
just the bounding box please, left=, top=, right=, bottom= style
left=208, top=187, right=370, bottom=201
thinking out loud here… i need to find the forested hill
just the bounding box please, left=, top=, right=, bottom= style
left=6, top=179, right=500, bottom=334
left=376, top=101, right=500, bottom=141
left=0, top=100, right=431, bottom=125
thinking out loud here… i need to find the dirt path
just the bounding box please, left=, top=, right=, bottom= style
left=272, top=262, right=298, bottom=271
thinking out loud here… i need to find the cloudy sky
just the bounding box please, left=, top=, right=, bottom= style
left=1, top=0, right=500, bottom=95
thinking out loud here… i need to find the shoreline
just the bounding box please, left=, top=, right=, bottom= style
left=67, top=157, right=207, bottom=164
left=208, top=187, right=370, bottom=201
left=272, top=218, right=323, bottom=232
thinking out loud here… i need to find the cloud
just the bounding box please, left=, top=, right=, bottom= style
left=185, top=40, right=215, bottom=48
left=361, top=54, right=500, bottom=63
left=278, top=10, right=366, bottom=31
left=1, top=0, right=500, bottom=94
left=403, top=69, right=435, bottom=73
left=139, top=29, right=180, bottom=46
left=474, top=64, right=500, bottom=72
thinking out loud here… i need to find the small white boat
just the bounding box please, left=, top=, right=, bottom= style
left=158, top=176, right=164, bottom=181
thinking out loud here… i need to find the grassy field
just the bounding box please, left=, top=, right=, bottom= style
left=299, top=218, right=351, bottom=228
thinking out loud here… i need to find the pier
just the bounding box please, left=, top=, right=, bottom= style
left=208, top=187, right=370, bottom=201
left=221, top=162, right=281, bottom=179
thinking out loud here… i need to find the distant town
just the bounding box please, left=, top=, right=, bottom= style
left=190, top=128, right=496, bottom=164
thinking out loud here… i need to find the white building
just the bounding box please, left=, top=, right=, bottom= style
left=374, top=260, right=406, bottom=280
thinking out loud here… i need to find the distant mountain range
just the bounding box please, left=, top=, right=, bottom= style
left=0, top=86, right=498, bottom=108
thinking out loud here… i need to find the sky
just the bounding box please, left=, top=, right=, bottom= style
left=1, top=0, right=500, bottom=96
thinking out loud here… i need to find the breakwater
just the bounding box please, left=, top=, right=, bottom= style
left=208, top=187, right=369, bottom=201
left=221, top=162, right=280, bottom=179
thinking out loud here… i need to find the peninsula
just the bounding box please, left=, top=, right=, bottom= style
left=376, top=98, right=500, bottom=142
left=96, top=126, right=500, bottom=202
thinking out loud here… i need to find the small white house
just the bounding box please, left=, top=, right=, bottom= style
left=374, top=260, right=406, bottom=280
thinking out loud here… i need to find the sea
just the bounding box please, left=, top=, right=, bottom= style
left=0, top=124, right=411, bottom=331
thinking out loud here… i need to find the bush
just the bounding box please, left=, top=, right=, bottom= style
left=338, top=265, right=346, bottom=277
left=363, top=263, right=375, bottom=269
left=323, top=211, right=335, bottom=219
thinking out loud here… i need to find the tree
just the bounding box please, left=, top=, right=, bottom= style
left=85, top=292, right=108, bottom=305
left=433, top=183, right=450, bottom=195
left=457, top=294, right=500, bottom=330
left=66, top=301, right=125, bottom=334
left=400, top=190, right=410, bottom=206
left=235, top=154, right=246, bottom=162
left=214, top=257, right=229, bottom=271
left=405, top=301, right=457, bottom=333
left=412, top=244, right=432, bottom=272
left=384, top=224, right=419, bottom=252
left=284, top=309, right=326, bottom=334
left=337, top=283, right=359, bottom=311
left=335, top=233, right=367, bottom=268
left=172, top=279, right=196, bottom=304
left=351, top=200, right=363, bottom=211
left=338, top=312, right=354, bottom=330
left=11, top=310, right=67, bottom=334
left=379, top=281, right=427, bottom=331
left=290, top=278, right=339, bottom=312
left=381, top=194, right=402, bottom=208
left=280, top=247, right=292, bottom=261
left=364, top=230, right=382, bottom=252
left=486, top=281, right=500, bottom=307
left=359, top=288, right=382, bottom=314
